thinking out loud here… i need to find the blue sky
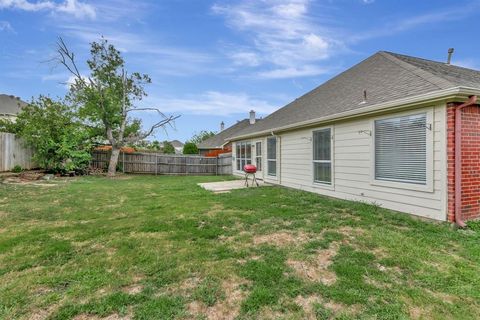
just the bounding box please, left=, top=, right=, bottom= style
left=1, top=0, right=480, bottom=142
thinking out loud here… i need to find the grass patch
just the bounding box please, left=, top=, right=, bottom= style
left=0, top=175, right=479, bottom=319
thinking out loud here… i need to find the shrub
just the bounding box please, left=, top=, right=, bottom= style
left=162, top=141, right=175, bottom=154
left=11, top=96, right=92, bottom=174
left=183, top=142, right=198, bottom=154
left=12, top=165, right=23, bottom=173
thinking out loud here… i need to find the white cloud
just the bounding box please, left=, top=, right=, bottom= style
left=258, top=65, right=329, bottom=79
left=58, top=25, right=215, bottom=77
left=0, top=0, right=96, bottom=19
left=351, top=2, right=480, bottom=42
left=361, top=0, right=375, bottom=4
left=230, top=51, right=261, bottom=67
left=146, top=91, right=279, bottom=116
left=0, top=20, right=14, bottom=32
left=212, top=0, right=341, bottom=78
left=56, top=0, right=95, bottom=19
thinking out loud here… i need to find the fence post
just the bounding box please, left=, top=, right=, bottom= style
left=216, top=156, right=219, bottom=176
left=155, top=154, right=158, bottom=176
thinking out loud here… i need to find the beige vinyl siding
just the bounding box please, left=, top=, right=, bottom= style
left=234, top=104, right=447, bottom=221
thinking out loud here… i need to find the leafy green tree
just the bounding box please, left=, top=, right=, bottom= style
left=183, top=142, right=199, bottom=154
left=55, top=37, right=178, bottom=176
left=151, top=140, right=161, bottom=150
left=189, top=130, right=216, bottom=145
left=162, top=141, right=175, bottom=154
left=4, top=96, right=91, bottom=173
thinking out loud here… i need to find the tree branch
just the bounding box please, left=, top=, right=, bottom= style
left=124, top=115, right=180, bottom=143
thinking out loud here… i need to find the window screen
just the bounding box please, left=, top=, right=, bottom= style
left=313, top=128, right=332, bottom=184
left=374, top=113, right=427, bottom=184
left=255, top=142, right=262, bottom=171
left=236, top=141, right=251, bottom=171
left=267, top=137, right=277, bottom=176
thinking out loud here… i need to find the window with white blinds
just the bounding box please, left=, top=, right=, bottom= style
left=374, top=113, right=427, bottom=184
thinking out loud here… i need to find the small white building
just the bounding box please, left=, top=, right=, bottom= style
left=228, top=51, right=480, bottom=224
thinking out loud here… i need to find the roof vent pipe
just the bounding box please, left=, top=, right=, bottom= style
left=220, top=121, right=225, bottom=131
left=359, top=89, right=367, bottom=105
left=447, top=48, right=454, bottom=64
left=249, top=110, right=256, bottom=125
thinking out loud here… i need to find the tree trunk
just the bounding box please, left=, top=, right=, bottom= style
left=108, top=147, right=121, bottom=177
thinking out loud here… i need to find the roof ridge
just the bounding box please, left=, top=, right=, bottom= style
left=378, top=51, right=454, bottom=90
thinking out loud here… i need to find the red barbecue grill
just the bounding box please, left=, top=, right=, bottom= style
left=243, top=164, right=259, bottom=187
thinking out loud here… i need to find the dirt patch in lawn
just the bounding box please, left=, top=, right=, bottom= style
left=73, top=313, right=132, bottom=320
left=295, top=295, right=360, bottom=319
left=337, top=226, right=366, bottom=239
left=187, top=277, right=250, bottom=320
left=2, top=176, right=60, bottom=187
left=122, top=284, right=143, bottom=295
left=253, top=231, right=310, bottom=247
left=121, top=275, right=144, bottom=295
left=30, top=310, right=50, bottom=320
left=205, top=204, right=225, bottom=217
left=287, top=242, right=339, bottom=285
left=407, top=305, right=434, bottom=320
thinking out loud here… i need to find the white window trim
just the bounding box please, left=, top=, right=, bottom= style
left=267, top=136, right=278, bottom=178
left=234, top=141, right=252, bottom=173
left=255, top=141, right=263, bottom=172
left=370, top=108, right=434, bottom=193
left=312, top=126, right=335, bottom=190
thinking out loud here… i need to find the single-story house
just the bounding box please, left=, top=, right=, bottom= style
left=198, top=110, right=260, bottom=156
left=160, top=140, right=185, bottom=154
left=228, top=51, right=480, bottom=226
left=170, top=140, right=185, bottom=154
left=0, top=94, right=27, bottom=121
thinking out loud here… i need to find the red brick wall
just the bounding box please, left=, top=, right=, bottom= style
left=447, top=103, right=480, bottom=222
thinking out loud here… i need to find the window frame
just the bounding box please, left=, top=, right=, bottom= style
left=312, top=126, right=334, bottom=188
left=370, top=108, right=434, bottom=192
left=255, top=141, right=262, bottom=172
left=235, top=141, right=252, bottom=172
left=267, top=137, right=277, bottom=177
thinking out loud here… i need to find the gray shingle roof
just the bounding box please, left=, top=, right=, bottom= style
left=198, top=119, right=258, bottom=149
left=170, top=140, right=184, bottom=148
left=0, top=94, right=27, bottom=116
left=230, top=51, right=480, bottom=139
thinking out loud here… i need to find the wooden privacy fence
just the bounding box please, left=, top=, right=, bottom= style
left=0, top=132, right=35, bottom=172
left=91, top=151, right=232, bottom=175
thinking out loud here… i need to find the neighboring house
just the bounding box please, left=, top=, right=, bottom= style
left=198, top=110, right=260, bottom=156
left=170, top=140, right=184, bottom=154
left=160, top=140, right=184, bottom=154
left=228, top=51, right=480, bottom=225
left=0, top=94, right=27, bottom=121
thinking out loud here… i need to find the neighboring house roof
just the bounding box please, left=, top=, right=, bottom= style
left=170, top=140, right=184, bottom=148
left=198, top=119, right=260, bottom=149
left=230, top=51, right=480, bottom=140
left=0, top=94, right=27, bottom=116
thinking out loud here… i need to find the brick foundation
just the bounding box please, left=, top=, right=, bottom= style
left=447, top=102, right=480, bottom=222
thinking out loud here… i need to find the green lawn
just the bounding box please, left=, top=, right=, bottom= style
left=1, top=175, right=480, bottom=320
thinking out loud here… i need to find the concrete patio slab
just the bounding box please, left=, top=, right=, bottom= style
left=198, top=179, right=269, bottom=193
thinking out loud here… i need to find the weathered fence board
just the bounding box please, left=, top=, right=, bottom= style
left=91, top=151, right=232, bottom=175
left=0, top=132, right=35, bottom=172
